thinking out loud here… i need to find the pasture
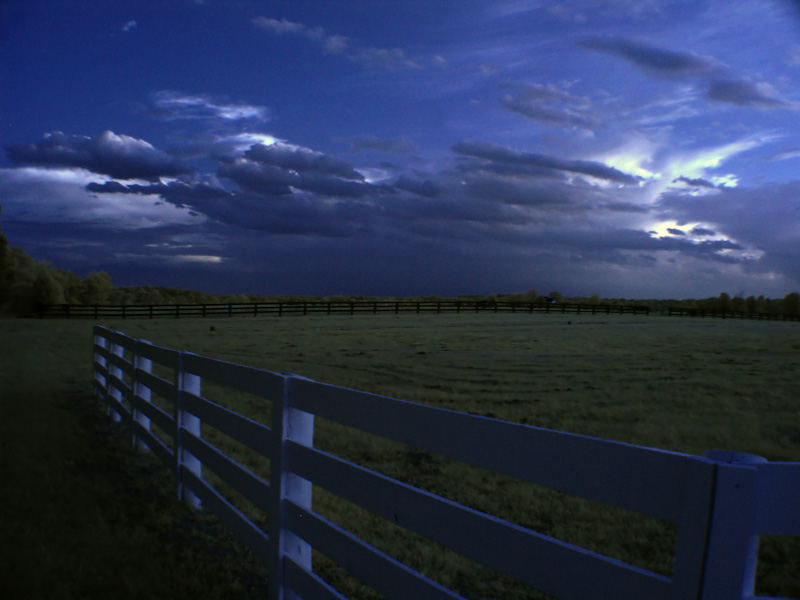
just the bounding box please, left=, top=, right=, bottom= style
left=2, top=313, right=799, bottom=598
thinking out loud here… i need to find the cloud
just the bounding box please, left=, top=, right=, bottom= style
left=666, top=227, right=686, bottom=236
left=452, top=140, right=641, bottom=184
left=6, top=131, right=191, bottom=181
left=217, top=158, right=373, bottom=199
left=770, top=147, right=800, bottom=161
left=122, top=20, right=137, bottom=33
left=498, top=96, right=596, bottom=129
left=673, top=175, right=716, bottom=188
left=393, top=176, right=444, bottom=198
left=657, top=181, right=800, bottom=283
left=251, top=16, right=421, bottom=69
left=497, top=82, right=595, bottom=129
left=85, top=179, right=232, bottom=202
left=0, top=166, right=199, bottom=229
left=691, top=226, right=716, bottom=236
left=578, top=37, right=717, bottom=76
left=706, top=79, right=797, bottom=109
left=149, top=91, right=270, bottom=122
left=244, top=142, right=364, bottom=180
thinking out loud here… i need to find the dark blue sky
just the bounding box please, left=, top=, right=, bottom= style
left=2, top=0, right=800, bottom=298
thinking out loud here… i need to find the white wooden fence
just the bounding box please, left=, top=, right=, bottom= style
left=92, top=325, right=800, bottom=600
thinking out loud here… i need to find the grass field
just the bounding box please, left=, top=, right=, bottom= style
left=2, top=312, right=799, bottom=598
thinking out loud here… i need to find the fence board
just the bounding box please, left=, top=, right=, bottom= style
left=285, top=500, right=465, bottom=600
left=180, top=468, right=271, bottom=564
left=133, top=390, right=175, bottom=437
left=132, top=421, right=175, bottom=469
left=182, top=392, right=273, bottom=458
left=106, top=393, right=132, bottom=424
left=94, top=362, right=109, bottom=382
left=290, top=379, right=689, bottom=522
left=106, top=329, right=135, bottom=348
left=135, top=369, right=176, bottom=405
left=135, top=342, right=180, bottom=369
left=284, top=558, right=349, bottom=600
left=108, top=372, right=132, bottom=401
left=93, top=344, right=113, bottom=363
left=288, top=442, right=671, bottom=600
left=182, top=430, right=271, bottom=514
left=755, top=463, right=800, bottom=535
left=106, top=351, right=135, bottom=378
left=182, top=353, right=283, bottom=400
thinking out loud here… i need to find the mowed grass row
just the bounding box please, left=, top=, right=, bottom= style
left=2, top=313, right=799, bottom=598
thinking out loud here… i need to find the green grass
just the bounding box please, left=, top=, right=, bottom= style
left=2, top=313, right=799, bottom=598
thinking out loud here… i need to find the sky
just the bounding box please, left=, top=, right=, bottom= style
left=2, top=0, right=800, bottom=299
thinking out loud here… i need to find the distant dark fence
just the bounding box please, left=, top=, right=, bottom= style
left=39, top=300, right=650, bottom=319
left=667, top=307, right=800, bottom=322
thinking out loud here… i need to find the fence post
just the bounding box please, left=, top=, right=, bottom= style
left=132, top=340, right=153, bottom=452
left=700, top=450, right=766, bottom=599
left=176, top=353, right=202, bottom=510
left=670, top=457, right=717, bottom=598
left=269, top=375, right=314, bottom=600
left=93, top=328, right=108, bottom=399
left=108, top=340, right=125, bottom=422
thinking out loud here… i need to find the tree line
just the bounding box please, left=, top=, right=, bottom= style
left=1, top=203, right=798, bottom=317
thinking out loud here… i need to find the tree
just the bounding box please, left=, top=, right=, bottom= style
left=525, top=289, right=539, bottom=302
left=78, top=271, right=114, bottom=304
left=716, top=292, right=731, bottom=313
left=784, top=292, right=800, bottom=317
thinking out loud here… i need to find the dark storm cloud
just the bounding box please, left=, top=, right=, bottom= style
left=667, top=227, right=686, bottom=236
left=578, top=37, right=716, bottom=76
left=658, top=181, right=800, bottom=281
left=393, top=176, right=444, bottom=198
left=601, top=201, right=649, bottom=213
left=706, top=79, right=797, bottom=109
left=192, top=193, right=375, bottom=237
left=244, top=143, right=364, bottom=180
left=216, top=160, right=295, bottom=196
left=674, top=175, right=716, bottom=188
left=217, top=157, right=373, bottom=198
left=463, top=175, right=574, bottom=207
left=691, top=226, right=716, bottom=236
left=6, top=131, right=190, bottom=181
left=454, top=157, right=566, bottom=180
left=86, top=180, right=232, bottom=201
left=452, top=140, right=641, bottom=185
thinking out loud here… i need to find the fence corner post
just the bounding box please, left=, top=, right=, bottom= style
left=269, top=374, right=314, bottom=600
left=699, top=450, right=766, bottom=599
left=176, top=352, right=202, bottom=510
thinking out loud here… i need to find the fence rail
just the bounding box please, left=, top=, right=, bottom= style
left=92, top=325, right=800, bottom=600
left=43, top=300, right=649, bottom=319
left=667, top=307, right=800, bottom=321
